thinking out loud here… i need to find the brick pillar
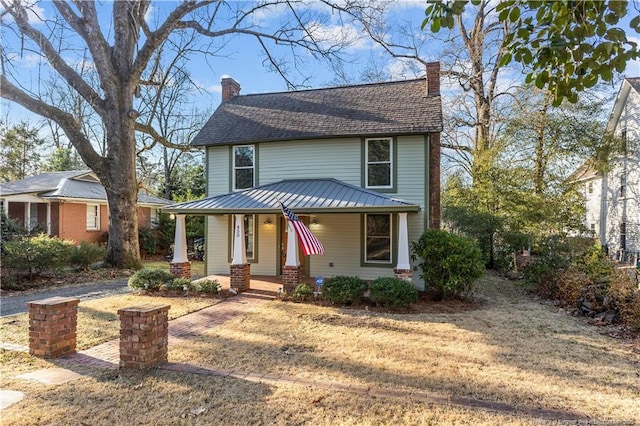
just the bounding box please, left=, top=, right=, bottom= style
left=27, top=297, right=79, bottom=358
left=170, top=261, right=191, bottom=279
left=394, top=269, right=413, bottom=283
left=230, top=263, right=250, bottom=292
left=282, top=265, right=303, bottom=294
left=118, top=304, right=170, bottom=369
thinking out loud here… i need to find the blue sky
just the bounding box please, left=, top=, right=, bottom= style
left=1, top=1, right=639, bottom=133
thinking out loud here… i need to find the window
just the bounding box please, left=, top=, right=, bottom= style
left=620, top=174, right=626, bottom=197
left=150, top=208, right=160, bottom=229
left=365, top=214, right=392, bottom=263
left=620, top=222, right=626, bottom=251
left=244, top=215, right=255, bottom=259
left=587, top=181, right=593, bottom=194
left=231, top=214, right=255, bottom=260
left=233, top=145, right=254, bottom=190
left=86, top=204, right=100, bottom=230
left=366, top=138, right=392, bottom=188
left=590, top=223, right=596, bottom=234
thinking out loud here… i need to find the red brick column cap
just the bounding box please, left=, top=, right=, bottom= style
left=117, top=304, right=171, bottom=316
left=27, top=297, right=80, bottom=309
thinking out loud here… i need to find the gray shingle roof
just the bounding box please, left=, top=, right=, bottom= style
left=192, top=79, right=442, bottom=146
left=0, top=171, right=170, bottom=206
left=627, top=77, right=640, bottom=94
left=165, top=178, right=420, bottom=214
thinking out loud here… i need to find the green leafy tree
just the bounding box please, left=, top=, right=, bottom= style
left=423, top=0, right=640, bottom=105
left=42, top=147, right=86, bottom=172
left=0, top=122, right=45, bottom=182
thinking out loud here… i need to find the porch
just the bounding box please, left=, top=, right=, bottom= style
left=193, top=274, right=317, bottom=295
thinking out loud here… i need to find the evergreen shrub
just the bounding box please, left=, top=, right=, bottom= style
left=369, top=277, right=417, bottom=308
left=322, top=275, right=368, bottom=304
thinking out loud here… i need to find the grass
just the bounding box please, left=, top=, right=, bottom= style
left=142, top=259, right=205, bottom=277
left=1, top=273, right=639, bottom=425
left=0, top=294, right=219, bottom=350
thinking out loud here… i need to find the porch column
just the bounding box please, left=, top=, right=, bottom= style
left=25, top=201, right=31, bottom=231
left=2, top=199, right=8, bottom=215
left=230, top=214, right=250, bottom=292
left=394, top=212, right=413, bottom=282
left=170, top=214, right=191, bottom=279
left=283, top=221, right=302, bottom=293
left=46, top=203, right=51, bottom=235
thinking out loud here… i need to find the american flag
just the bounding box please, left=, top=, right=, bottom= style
left=280, top=201, right=325, bottom=256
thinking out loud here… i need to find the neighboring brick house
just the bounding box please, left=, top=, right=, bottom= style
left=166, top=63, right=443, bottom=291
left=0, top=170, right=170, bottom=244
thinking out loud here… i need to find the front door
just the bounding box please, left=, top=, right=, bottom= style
left=280, top=216, right=307, bottom=275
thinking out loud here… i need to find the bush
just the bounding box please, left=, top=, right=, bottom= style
left=411, top=229, right=484, bottom=300
left=322, top=276, right=368, bottom=304
left=128, top=268, right=175, bottom=291
left=166, top=277, right=194, bottom=292
left=610, top=271, right=640, bottom=332
left=2, top=235, right=74, bottom=279
left=139, top=228, right=157, bottom=257
left=196, top=279, right=221, bottom=294
left=576, top=244, right=613, bottom=286
left=369, top=277, right=417, bottom=308
left=292, top=283, right=315, bottom=301
left=70, top=241, right=106, bottom=270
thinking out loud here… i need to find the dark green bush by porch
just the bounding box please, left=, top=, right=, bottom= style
left=369, top=277, right=417, bottom=308
left=411, top=229, right=484, bottom=300
left=322, top=275, right=368, bottom=304
left=128, top=268, right=176, bottom=291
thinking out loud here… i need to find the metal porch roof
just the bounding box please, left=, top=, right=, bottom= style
left=164, top=179, right=420, bottom=214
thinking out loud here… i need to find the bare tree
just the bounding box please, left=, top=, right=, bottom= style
left=1, top=0, right=348, bottom=268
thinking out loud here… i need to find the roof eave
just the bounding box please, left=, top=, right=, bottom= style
left=163, top=205, right=420, bottom=215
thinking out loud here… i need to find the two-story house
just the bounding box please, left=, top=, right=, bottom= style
left=601, top=78, right=640, bottom=262
left=165, top=63, right=443, bottom=292
left=573, top=78, right=640, bottom=264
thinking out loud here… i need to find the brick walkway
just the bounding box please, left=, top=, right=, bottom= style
left=60, top=287, right=276, bottom=369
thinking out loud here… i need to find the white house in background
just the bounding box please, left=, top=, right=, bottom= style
left=575, top=78, right=640, bottom=263
left=165, top=63, right=443, bottom=292
left=600, top=78, right=640, bottom=262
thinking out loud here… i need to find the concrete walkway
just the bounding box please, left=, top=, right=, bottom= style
left=2, top=278, right=589, bottom=421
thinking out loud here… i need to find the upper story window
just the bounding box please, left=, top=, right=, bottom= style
left=366, top=138, right=393, bottom=189
left=86, top=204, right=100, bottom=231
left=620, top=174, right=626, bottom=197
left=364, top=213, right=392, bottom=264
left=233, top=145, right=255, bottom=190
left=587, top=181, right=593, bottom=194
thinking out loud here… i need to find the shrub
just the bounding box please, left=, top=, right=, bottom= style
left=128, top=268, right=175, bottom=291
left=166, top=277, right=194, bottom=292
left=196, top=279, right=221, bottom=294
left=369, top=277, right=417, bottom=308
left=322, top=276, right=368, bottom=304
left=139, top=227, right=157, bottom=257
left=411, top=229, right=484, bottom=300
left=292, top=283, right=315, bottom=301
left=70, top=241, right=106, bottom=270
left=2, top=235, right=74, bottom=279
left=576, top=244, right=613, bottom=286
left=608, top=271, right=640, bottom=332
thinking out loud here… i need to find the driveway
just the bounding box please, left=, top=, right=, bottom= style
left=0, top=280, right=131, bottom=317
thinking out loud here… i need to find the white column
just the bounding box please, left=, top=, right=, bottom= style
left=172, top=214, right=189, bottom=263
left=46, top=203, right=51, bottom=235
left=231, top=214, right=247, bottom=265
left=25, top=202, right=31, bottom=231
left=285, top=221, right=300, bottom=267
left=396, top=212, right=411, bottom=270
left=2, top=199, right=8, bottom=215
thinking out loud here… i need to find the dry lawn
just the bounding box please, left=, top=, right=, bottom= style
left=1, top=273, right=639, bottom=425
left=0, top=294, right=220, bottom=350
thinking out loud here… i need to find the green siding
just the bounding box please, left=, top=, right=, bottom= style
left=205, top=215, right=229, bottom=274
left=207, top=146, right=229, bottom=195
left=259, top=138, right=361, bottom=186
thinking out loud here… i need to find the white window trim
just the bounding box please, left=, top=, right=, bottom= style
left=233, top=145, right=255, bottom=191
left=364, top=213, right=393, bottom=264
left=86, top=204, right=100, bottom=231
left=365, top=137, right=393, bottom=189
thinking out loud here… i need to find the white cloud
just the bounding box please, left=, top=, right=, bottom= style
left=6, top=52, right=41, bottom=68
left=1, top=0, right=46, bottom=25
left=308, top=22, right=373, bottom=52
left=194, top=78, right=222, bottom=94
left=385, top=57, right=422, bottom=80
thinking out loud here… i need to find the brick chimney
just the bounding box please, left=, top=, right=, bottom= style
left=221, top=77, right=241, bottom=101
left=426, top=62, right=440, bottom=97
